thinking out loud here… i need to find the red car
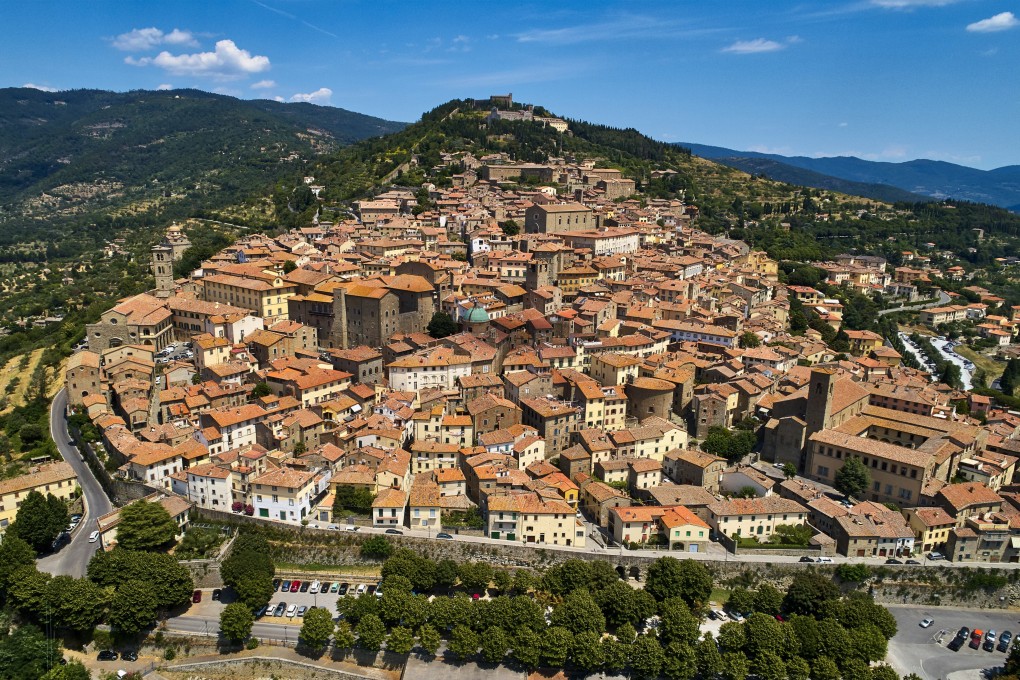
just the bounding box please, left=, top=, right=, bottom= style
left=290, top=580, right=301, bottom=593
left=192, top=589, right=202, bottom=603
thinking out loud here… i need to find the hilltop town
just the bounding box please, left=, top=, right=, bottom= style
left=11, top=99, right=1009, bottom=569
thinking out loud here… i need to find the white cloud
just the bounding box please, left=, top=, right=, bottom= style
left=838, top=122, right=849, bottom=127
left=722, top=38, right=785, bottom=54
left=870, top=0, right=961, bottom=8
left=251, top=79, right=277, bottom=90
left=289, top=87, right=332, bottom=105
left=966, top=12, right=1019, bottom=33
left=156, top=83, right=173, bottom=91
left=126, top=40, right=270, bottom=79
left=273, top=96, right=285, bottom=102
left=112, top=27, right=198, bottom=51
left=516, top=15, right=724, bottom=45
left=22, top=83, right=58, bottom=92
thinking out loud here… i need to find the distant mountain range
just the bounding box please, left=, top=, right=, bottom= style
left=682, top=142, right=1020, bottom=212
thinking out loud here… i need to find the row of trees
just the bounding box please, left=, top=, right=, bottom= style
left=229, top=542, right=911, bottom=680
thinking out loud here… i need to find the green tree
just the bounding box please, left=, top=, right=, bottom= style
left=782, top=572, right=840, bottom=617
left=386, top=626, right=415, bottom=655
left=435, top=559, right=460, bottom=588
left=871, top=665, right=900, bottom=680
left=617, top=621, right=638, bottom=644
left=492, top=569, right=512, bottom=594
left=417, top=624, right=441, bottom=657
left=602, top=636, right=629, bottom=672
left=0, top=534, right=36, bottom=592
left=629, top=635, right=665, bottom=680
left=571, top=630, right=605, bottom=672
left=457, top=561, right=493, bottom=592
left=663, top=641, right=698, bottom=680
left=356, top=614, right=387, bottom=651
left=849, top=624, right=889, bottom=662
left=753, top=650, right=786, bottom=680
left=10, top=491, right=65, bottom=553
left=40, top=659, right=91, bottom=680
left=644, top=557, right=713, bottom=605
left=541, top=627, right=573, bottom=668
left=251, top=382, right=272, bottom=398
left=751, top=584, right=783, bottom=616
left=0, top=624, right=63, bottom=680
left=334, top=620, right=356, bottom=653
left=717, top=621, right=746, bottom=655
left=727, top=587, right=754, bottom=614
left=789, top=614, right=820, bottom=659
left=697, top=633, right=725, bottom=680
left=233, top=573, right=274, bottom=611
left=219, top=602, right=254, bottom=644
left=595, top=580, right=645, bottom=628
left=360, top=536, right=394, bottom=559
left=115, top=500, right=178, bottom=551
left=744, top=613, right=783, bottom=659
left=659, top=598, right=700, bottom=647
left=551, top=589, right=606, bottom=635
left=835, top=563, right=872, bottom=583
left=480, top=626, right=510, bottom=664
left=841, top=657, right=873, bottom=680
left=722, top=652, right=750, bottom=680
left=427, top=311, right=458, bottom=338
left=541, top=559, right=592, bottom=595
left=448, top=624, right=479, bottom=662
left=512, top=627, right=542, bottom=669
left=787, top=656, right=811, bottom=680
left=512, top=568, right=536, bottom=594
left=738, top=331, right=761, bottom=349
left=782, top=462, right=797, bottom=479
left=834, top=456, right=870, bottom=499
left=299, top=607, right=335, bottom=650
left=108, top=579, right=158, bottom=635
left=6, top=566, right=52, bottom=614
left=45, top=576, right=105, bottom=634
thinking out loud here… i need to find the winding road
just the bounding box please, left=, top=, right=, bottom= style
left=37, top=388, right=114, bottom=578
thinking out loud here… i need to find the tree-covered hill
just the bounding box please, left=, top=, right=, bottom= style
left=0, top=87, right=405, bottom=246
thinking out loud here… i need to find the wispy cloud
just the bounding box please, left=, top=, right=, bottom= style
left=516, top=14, right=721, bottom=45
left=967, top=12, right=1019, bottom=33
left=870, top=0, right=962, bottom=8
left=112, top=27, right=198, bottom=51
left=156, top=83, right=173, bottom=91
left=126, top=40, right=270, bottom=79
left=251, top=79, right=277, bottom=90
left=250, top=0, right=338, bottom=38
left=722, top=38, right=785, bottom=54
left=22, top=83, right=58, bottom=92
left=290, top=87, right=332, bottom=105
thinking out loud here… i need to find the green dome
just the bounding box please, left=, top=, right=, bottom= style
left=465, top=304, right=490, bottom=323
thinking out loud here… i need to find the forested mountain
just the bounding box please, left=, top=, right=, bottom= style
left=0, top=87, right=405, bottom=248
left=684, top=142, right=1020, bottom=211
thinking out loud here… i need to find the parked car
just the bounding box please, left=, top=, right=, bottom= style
left=385, top=528, right=403, bottom=535
left=984, top=631, right=998, bottom=652
left=999, top=631, right=1014, bottom=652
left=255, top=605, right=268, bottom=618
left=799, top=556, right=815, bottom=563
left=436, top=532, right=454, bottom=540
left=928, top=551, right=946, bottom=561
left=816, top=556, right=833, bottom=564
left=88, top=530, right=100, bottom=543
left=309, top=581, right=321, bottom=594
left=375, top=582, right=384, bottom=598
left=286, top=604, right=297, bottom=618
left=356, top=583, right=367, bottom=595
left=290, top=580, right=301, bottom=592
left=728, top=611, right=745, bottom=623
left=273, top=579, right=281, bottom=591
left=920, top=617, right=934, bottom=628
left=70, top=514, right=82, bottom=524
left=339, top=583, right=350, bottom=596
left=274, top=603, right=286, bottom=617
left=122, top=651, right=138, bottom=662
left=886, top=558, right=903, bottom=565
left=97, top=651, right=118, bottom=661
left=971, top=630, right=984, bottom=649
left=299, top=581, right=310, bottom=593
left=948, top=636, right=965, bottom=652
left=297, top=606, right=308, bottom=617
left=330, top=582, right=340, bottom=593
left=212, top=589, right=222, bottom=601
left=281, top=580, right=291, bottom=592
left=192, top=590, right=202, bottom=603
left=366, top=584, right=377, bottom=596
left=345, top=525, right=359, bottom=532
left=905, top=559, right=921, bottom=565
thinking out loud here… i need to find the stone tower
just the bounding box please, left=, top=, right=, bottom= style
left=525, top=260, right=550, bottom=290
left=151, top=243, right=174, bottom=296
left=805, top=367, right=838, bottom=439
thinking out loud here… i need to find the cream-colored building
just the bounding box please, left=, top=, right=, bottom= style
left=0, top=462, right=78, bottom=531
left=486, top=492, right=585, bottom=547
left=387, top=347, right=473, bottom=392
left=707, top=496, right=808, bottom=540
left=202, top=272, right=297, bottom=325
left=251, top=466, right=321, bottom=523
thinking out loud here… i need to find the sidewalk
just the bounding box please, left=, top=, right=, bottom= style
left=162, top=645, right=399, bottom=680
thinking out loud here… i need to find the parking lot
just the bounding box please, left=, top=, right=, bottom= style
left=190, top=579, right=383, bottom=625
left=886, top=605, right=1018, bottom=680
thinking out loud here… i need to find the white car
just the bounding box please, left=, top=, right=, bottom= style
left=920, top=617, right=934, bottom=628
left=286, top=604, right=297, bottom=617
left=309, top=581, right=321, bottom=594
left=88, top=530, right=100, bottom=543
left=356, top=584, right=367, bottom=595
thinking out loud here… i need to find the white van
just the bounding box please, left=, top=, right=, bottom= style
left=816, top=556, right=833, bottom=564
left=88, top=530, right=100, bottom=543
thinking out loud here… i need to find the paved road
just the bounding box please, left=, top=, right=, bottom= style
left=37, top=389, right=114, bottom=578
left=886, top=604, right=1016, bottom=680
left=165, top=613, right=302, bottom=644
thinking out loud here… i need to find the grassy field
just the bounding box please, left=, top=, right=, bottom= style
left=956, top=345, right=1005, bottom=383
left=0, top=348, right=44, bottom=415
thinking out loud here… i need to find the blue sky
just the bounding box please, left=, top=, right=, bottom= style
left=3, top=0, right=1018, bottom=169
